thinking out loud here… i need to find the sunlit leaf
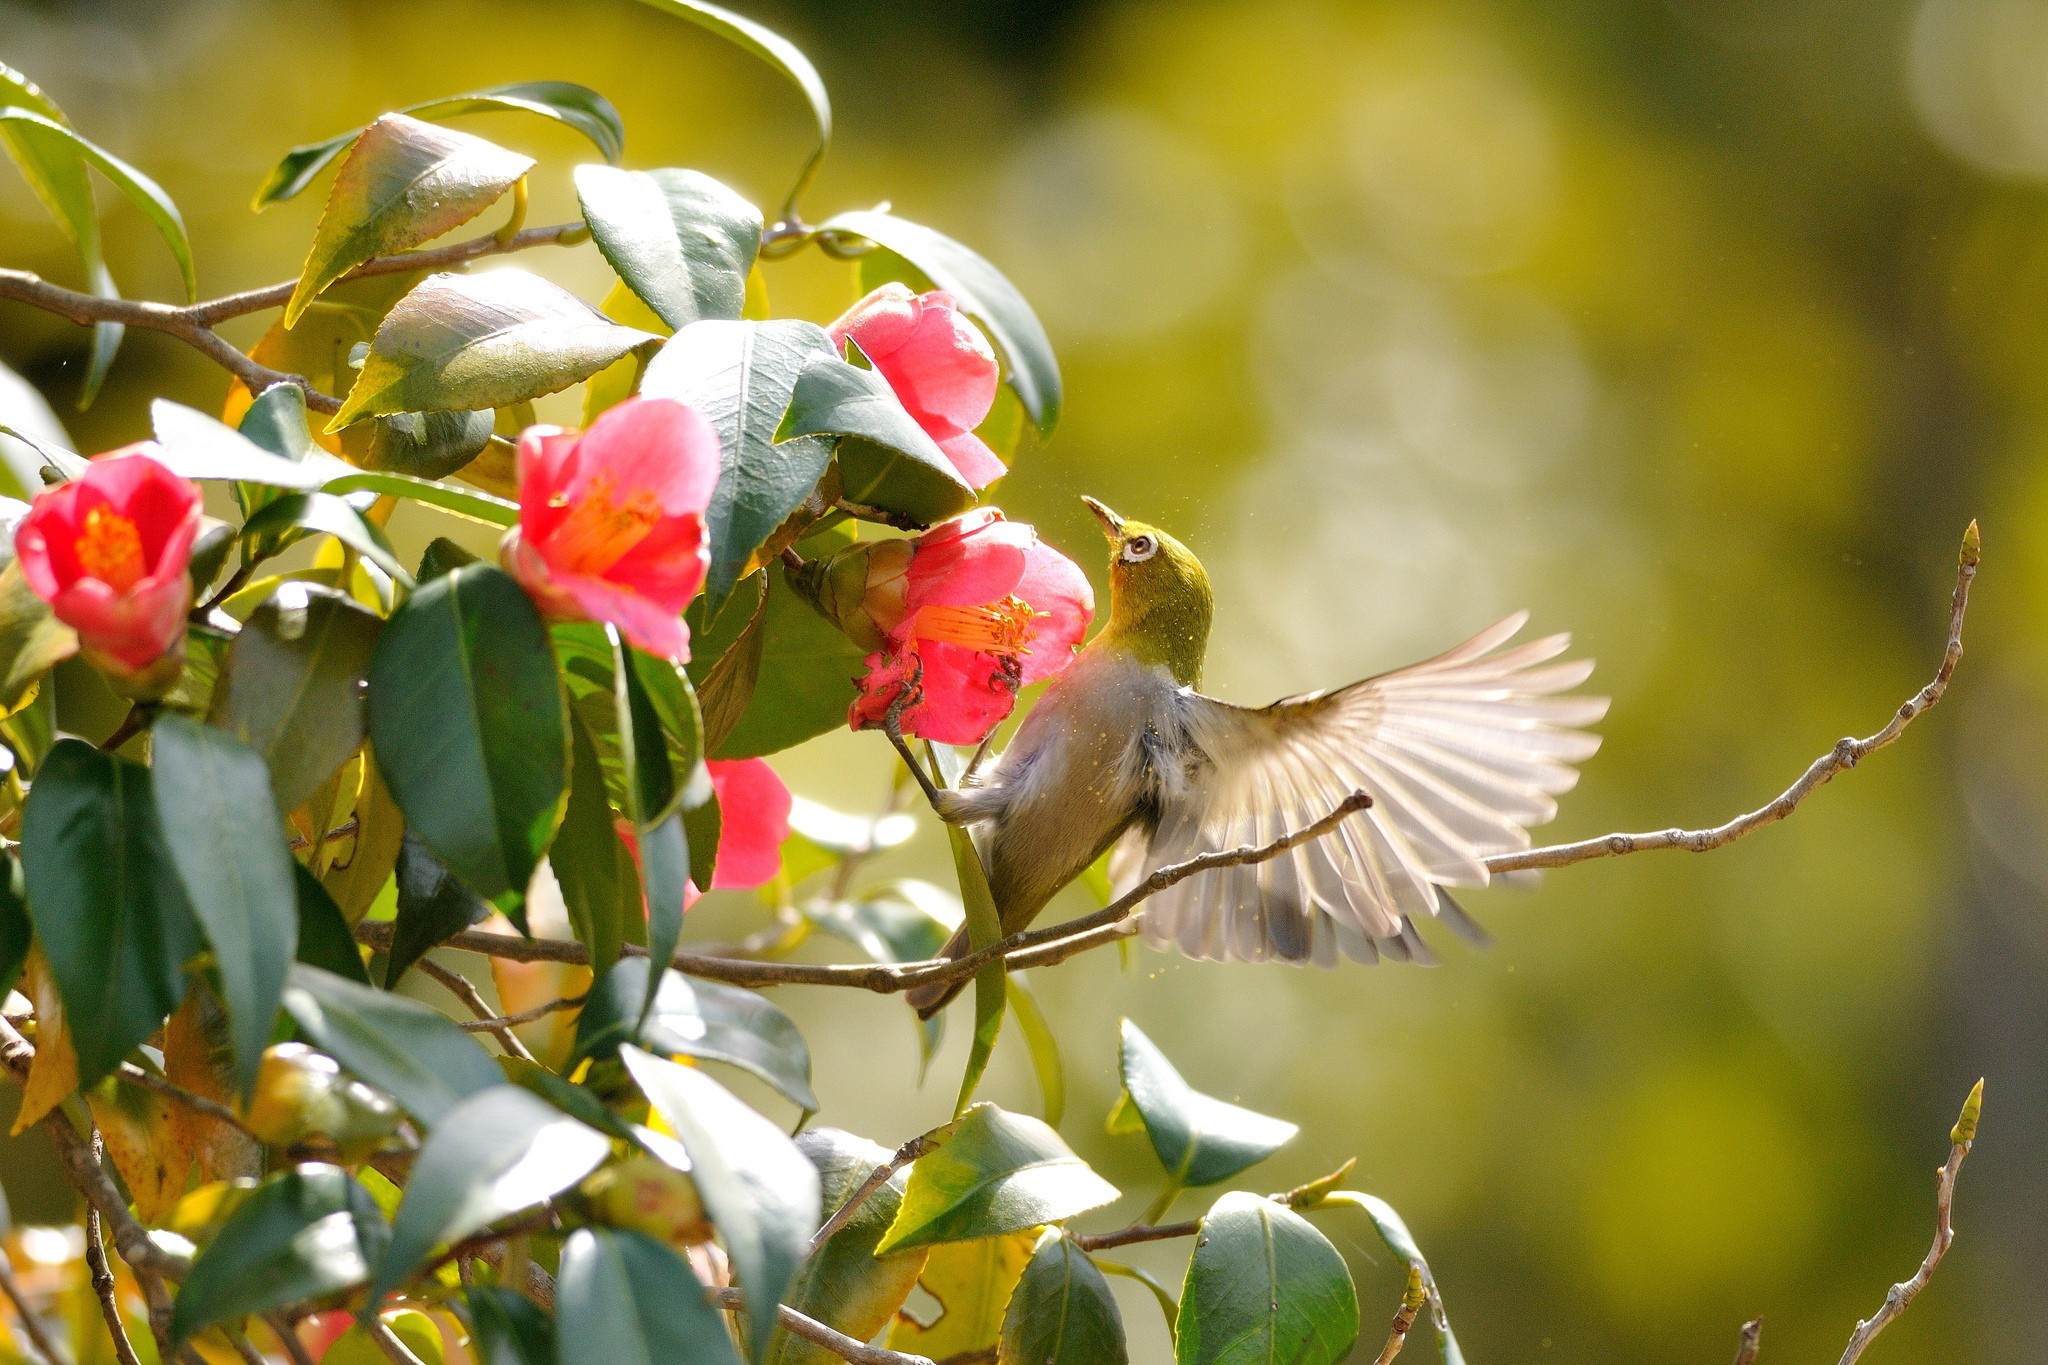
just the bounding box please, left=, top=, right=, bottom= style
left=280, top=964, right=501, bottom=1124
left=780, top=354, right=975, bottom=527
left=877, top=1104, right=1118, bottom=1255
left=772, top=1130, right=930, bottom=1365
left=1311, top=1191, right=1464, bottom=1365
left=154, top=399, right=342, bottom=488
left=574, top=959, right=816, bottom=1111
left=576, top=165, right=762, bottom=329
left=322, top=470, right=518, bottom=527
left=1118, top=1019, right=1296, bottom=1187
left=1006, top=975, right=1064, bottom=1129
left=1175, top=1193, right=1357, bottom=1365
left=556, top=1228, right=738, bottom=1365
left=241, top=492, right=414, bottom=587
left=885, top=1233, right=1037, bottom=1359
left=998, top=1230, right=1127, bottom=1365
left=0, top=105, right=194, bottom=301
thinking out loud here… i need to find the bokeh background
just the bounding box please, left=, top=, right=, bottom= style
left=4, top=0, right=2047, bottom=1359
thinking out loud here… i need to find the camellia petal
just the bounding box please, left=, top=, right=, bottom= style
left=829, top=283, right=1006, bottom=490
left=705, top=759, right=792, bottom=890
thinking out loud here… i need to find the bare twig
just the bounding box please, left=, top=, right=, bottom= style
left=0, top=1252, right=73, bottom=1365
left=450, top=992, right=587, bottom=1033
left=1489, top=522, right=1978, bottom=876
left=810, top=1134, right=936, bottom=1254
left=1732, top=1319, right=1763, bottom=1365
left=414, top=958, right=536, bottom=1062
left=708, top=1287, right=934, bottom=1365
left=1373, top=1266, right=1428, bottom=1365
left=83, top=1134, right=146, bottom=1365
left=361, top=1315, right=426, bottom=1365
left=116, top=1061, right=257, bottom=1137
left=223, top=1328, right=268, bottom=1365
left=266, top=1315, right=319, bottom=1365
left=1834, top=1079, right=1982, bottom=1365
left=1070, top=1219, right=1201, bottom=1253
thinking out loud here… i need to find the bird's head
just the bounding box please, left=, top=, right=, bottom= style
left=1081, top=496, right=1213, bottom=686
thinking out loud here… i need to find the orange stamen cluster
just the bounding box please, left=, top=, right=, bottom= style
left=75, top=505, right=146, bottom=591
left=909, top=594, right=1041, bottom=655
left=545, top=474, right=663, bottom=574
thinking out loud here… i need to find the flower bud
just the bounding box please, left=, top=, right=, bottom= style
left=238, top=1042, right=402, bottom=1157
left=580, top=1155, right=714, bottom=1246
left=790, top=539, right=914, bottom=652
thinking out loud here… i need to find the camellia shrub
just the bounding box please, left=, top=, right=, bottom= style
left=0, top=6, right=1988, bottom=1365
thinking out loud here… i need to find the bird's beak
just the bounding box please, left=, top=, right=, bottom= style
left=1080, top=496, right=1123, bottom=540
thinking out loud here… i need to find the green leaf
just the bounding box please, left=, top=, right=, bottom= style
left=208, top=583, right=382, bottom=814
left=280, top=963, right=501, bottom=1124
left=241, top=492, right=415, bottom=588
left=781, top=355, right=974, bottom=527
left=254, top=82, right=625, bottom=209
left=0, top=557, right=76, bottom=710
left=0, top=104, right=194, bottom=301
left=387, top=833, right=493, bottom=981
left=639, top=319, right=836, bottom=613
left=323, top=470, right=519, bottom=527
left=497, top=1055, right=636, bottom=1143
left=1312, top=1191, right=1463, bottom=1365
left=574, top=959, right=816, bottom=1111
left=0, top=852, right=29, bottom=1000
left=149, top=715, right=298, bottom=1098
left=877, top=1104, right=1118, bottom=1255
left=20, top=738, right=202, bottom=1086
left=999, top=1231, right=1127, bottom=1365
left=1177, top=1194, right=1356, bottom=1365
left=576, top=166, right=763, bottom=330
left=294, top=863, right=371, bottom=985
left=467, top=1285, right=557, bottom=1365
left=237, top=381, right=318, bottom=462
left=619, top=1046, right=820, bottom=1363
left=366, top=564, right=568, bottom=915
left=330, top=272, right=661, bottom=431
left=709, top=562, right=864, bottom=759
left=286, top=114, right=532, bottom=327
left=169, top=1164, right=389, bottom=1347
left=629, top=0, right=830, bottom=214
left=689, top=574, right=766, bottom=756
left=153, top=399, right=342, bottom=488
left=556, top=1228, right=738, bottom=1365
left=1118, top=1020, right=1297, bottom=1188
left=374, top=1085, right=609, bottom=1303
left=1006, top=975, right=1064, bottom=1130
left=943, top=812, right=1005, bottom=1117
left=822, top=210, right=1059, bottom=435
left=360, top=409, right=496, bottom=480
left=772, top=1130, right=930, bottom=1365
left=551, top=711, right=639, bottom=976
left=803, top=880, right=957, bottom=964
left=886, top=1234, right=1037, bottom=1359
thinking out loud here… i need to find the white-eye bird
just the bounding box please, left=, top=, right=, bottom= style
left=905, top=497, right=1609, bottom=1017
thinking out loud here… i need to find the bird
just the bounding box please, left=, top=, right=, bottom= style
left=903, top=496, right=1609, bottom=1017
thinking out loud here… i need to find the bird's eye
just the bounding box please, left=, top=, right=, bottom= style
left=1122, top=535, right=1158, bottom=563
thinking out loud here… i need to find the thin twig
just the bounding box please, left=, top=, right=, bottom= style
left=116, top=1061, right=258, bottom=1137
left=450, top=992, right=587, bottom=1033
left=1373, top=1267, right=1428, bottom=1365
left=1070, top=1219, right=1201, bottom=1252
left=266, top=1315, right=319, bottom=1365
left=83, top=1134, right=146, bottom=1365
left=809, top=1135, right=936, bottom=1254
left=361, top=1315, right=426, bottom=1365
left=0, top=1253, right=72, bottom=1365
left=1834, top=1079, right=1982, bottom=1365
left=708, top=1287, right=934, bottom=1365
left=1732, top=1319, right=1763, bottom=1365
left=414, top=958, right=536, bottom=1062
left=1488, top=522, right=1978, bottom=876
left=223, top=1328, right=268, bottom=1365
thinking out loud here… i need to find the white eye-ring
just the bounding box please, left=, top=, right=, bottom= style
left=1122, top=534, right=1158, bottom=563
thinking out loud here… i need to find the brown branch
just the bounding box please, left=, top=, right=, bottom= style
left=266, top=1315, right=319, bottom=1365
left=708, top=1287, right=934, bottom=1365
left=1834, top=1079, right=1981, bottom=1365
left=0, top=1252, right=73, bottom=1365
left=414, top=958, right=535, bottom=1062
left=361, top=1315, right=426, bottom=1365
left=809, top=1134, right=937, bottom=1254
left=116, top=1061, right=257, bottom=1138
left=1732, top=1319, right=1763, bottom=1365
left=1488, top=522, right=1978, bottom=876
left=1069, top=1219, right=1200, bottom=1252
left=83, top=1134, right=146, bottom=1365
left=1372, top=1267, right=1428, bottom=1365
left=450, top=992, right=586, bottom=1033
left=222, top=1328, right=268, bottom=1365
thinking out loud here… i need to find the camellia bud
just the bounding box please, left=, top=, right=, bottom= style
left=787, top=538, right=913, bottom=652
left=579, top=1155, right=714, bottom=1246
left=238, top=1043, right=402, bottom=1157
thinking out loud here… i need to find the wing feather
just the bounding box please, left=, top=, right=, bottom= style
left=1120, top=614, right=1608, bottom=966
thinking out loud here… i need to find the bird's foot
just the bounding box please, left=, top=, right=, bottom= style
left=881, top=660, right=949, bottom=812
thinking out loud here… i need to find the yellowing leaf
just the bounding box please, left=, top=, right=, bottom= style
left=11, top=951, right=76, bottom=1134
left=87, top=1068, right=190, bottom=1225
left=886, top=1232, right=1037, bottom=1359
left=164, top=986, right=261, bottom=1186
left=286, top=115, right=531, bottom=328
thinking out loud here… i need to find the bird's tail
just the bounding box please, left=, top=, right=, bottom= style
left=905, top=924, right=973, bottom=1019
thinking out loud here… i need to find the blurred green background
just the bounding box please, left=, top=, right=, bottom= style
left=4, top=0, right=2045, bottom=1359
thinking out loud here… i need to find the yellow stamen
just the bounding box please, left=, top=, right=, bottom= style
left=544, top=473, right=663, bottom=574
left=76, top=505, right=146, bottom=591
left=908, top=594, right=1041, bottom=655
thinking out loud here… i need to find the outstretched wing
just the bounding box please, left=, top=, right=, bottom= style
left=1116, top=612, right=1607, bottom=966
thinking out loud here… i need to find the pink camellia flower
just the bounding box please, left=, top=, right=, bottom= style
left=618, top=758, right=792, bottom=913
left=842, top=509, right=1093, bottom=745
left=828, top=283, right=1007, bottom=490
left=502, top=396, right=720, bottom=662
left=15, top=446, right=200, bottom=683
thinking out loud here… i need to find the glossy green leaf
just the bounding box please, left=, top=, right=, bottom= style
left=286, top=114, right=532, bottom=327
left=255, top=81, right=625, bottom=209
left=551, top=711, right=639, bottom=976
left=241, top=492, right=414, bottom=587
left=374, top=1085, right=609, bottom=1302
left=1118, top=1020, right=1297, bottom=1188
left=630, top=0, right=830, bottom=212
left=168, top=1164, right=389, bottom=1346
left=709, top=563, right=864, bottom=758
left=234, top=383, right=318, bottom=522
left=361, top=409, right=496, bottom=480
left=0, top=105, right=194, bottom=301
left=944, top=814, right=1006, bottom=1117
left=576, top=165, right=762, bottom=329
left=294, top=863, right=371, bottom=986
left=1006, top=975, right=1065, bottom=1129
left=366, top=564, right=568, bottom=914
left=208, top=583, right=382, bottom=813
left=280, top=963, right=501, bottom=1124
left=639, top=319, right=836, bottom=613
left=556, top=1228, right=739, bottom=1365
left=387, top=833, right=493, bottom=981
left=497, top=1055, right=636, bottom=1143
left=0, top=853, right=29, bottom=1001
left=804, top=880, right=957, bottom=964
left=323, top=470, right=519, bottom=527
left=153, top=399, right=342, bottom=488
left=149, top=715, right=298, bottom=1097
left=781, top=355, right=975, bottom=526
left=467, top=1284, right=557, bottom=1365
left=823, top=210, right=1058, bottom=435
left=330, top=271, right=660, bottom=431
left=575, top=959, right=816, bottom=1111
left=772, top=1130, right=930, bottom=1365
left=886, top=1233, right=1037, bottom=1359
left=1312, top=1191, right=1464, bottom=1365
left=619, top=1046, right=821, bottom=1363
left=20, top=738, right=202, bottom=1086
left=999, top=1230, right=1127, bottom=1365
left=1176, top=1193, right=1357, bottom=1365
left=877, top=1103, right=1118, bottom=1255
